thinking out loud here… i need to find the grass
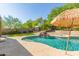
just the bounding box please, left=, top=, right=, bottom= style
left=7, top=33, right=35, bottom=37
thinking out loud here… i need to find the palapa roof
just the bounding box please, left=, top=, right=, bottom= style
left=51, top=8, right=79, bottom=27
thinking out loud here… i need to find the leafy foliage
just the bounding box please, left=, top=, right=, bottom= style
left=4, top=16, right=22, bottom=31
left=48, top=3, right=79, bottom=21
left=2, top=3, right=79, bottom=35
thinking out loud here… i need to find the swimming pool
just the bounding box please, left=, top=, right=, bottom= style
left=22, top=36, right=79, bottom=51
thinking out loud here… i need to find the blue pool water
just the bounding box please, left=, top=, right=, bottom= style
left=22, top=36, right=79, bottom=51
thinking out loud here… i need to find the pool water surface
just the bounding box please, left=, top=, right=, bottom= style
left=22, top=36, right=79, bottom=51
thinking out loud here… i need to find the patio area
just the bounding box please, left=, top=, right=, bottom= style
left=0, top=38, right=32, bottom=56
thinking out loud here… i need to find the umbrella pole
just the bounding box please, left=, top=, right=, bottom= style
left=65, top=18, right=74, bottom=55
left=65, top=30, right=71, bottom=55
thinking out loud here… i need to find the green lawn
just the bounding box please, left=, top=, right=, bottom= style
left=8, top=33, right=35, bottom=37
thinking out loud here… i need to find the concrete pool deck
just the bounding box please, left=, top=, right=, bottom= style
left=9, top=36, right=79, bottom=56
left=5, top=31, right=79, bottom=56
left=18, top=40, right=79, bottom=56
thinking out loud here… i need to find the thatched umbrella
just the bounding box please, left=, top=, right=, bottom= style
left=51, top=8, right=79, bottom=55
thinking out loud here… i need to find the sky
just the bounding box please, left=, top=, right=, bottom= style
left=0, top=3, right=64, bottom=23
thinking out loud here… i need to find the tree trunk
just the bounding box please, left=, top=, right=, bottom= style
left=0, top=16, right=2, bottom=37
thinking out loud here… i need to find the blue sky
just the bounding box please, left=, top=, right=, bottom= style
left=0, top=3, right=64, bottom=23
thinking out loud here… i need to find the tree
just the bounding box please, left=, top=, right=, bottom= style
left=47, top=3, right=79, bottom=30
left=22, top=19, right=33, bottom=29
left=35, top=17, right=44, bottom=27
left=22, top=17, right=44, bottom=29
left=48, top=3, right=79, bottom=22
left=40, top=19, right=54, bottom=30
left=4, top=16, right=22, bottom=31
